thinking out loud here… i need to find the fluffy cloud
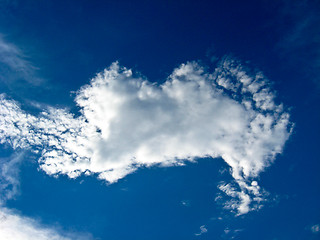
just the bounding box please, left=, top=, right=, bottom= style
left=0, top=208, right=91, bottom=240
left=0, top=58, right=292, bottom=214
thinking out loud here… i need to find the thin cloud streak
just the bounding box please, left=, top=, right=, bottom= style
left=0, top=35, right=43, bottom=86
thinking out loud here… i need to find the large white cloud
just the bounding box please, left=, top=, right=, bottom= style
left=0, top=58, right=292, bottom=214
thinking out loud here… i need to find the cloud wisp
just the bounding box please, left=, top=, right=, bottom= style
left=0, top=35, right=42, bottom=86
left=0, top=153, right=24, bottom=205
left=0, top=208, right=92, bottom=240
left=0, top=58, right=292, bottom=214
left=275, top=0, right=320, bottom=89
left=195, top=225, right=208, bottom=236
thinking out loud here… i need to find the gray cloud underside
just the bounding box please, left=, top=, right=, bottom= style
left=0, top=58, right=292, bottom=214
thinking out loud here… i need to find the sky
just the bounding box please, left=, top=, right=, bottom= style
left=0, top=0, right=319, bottom=239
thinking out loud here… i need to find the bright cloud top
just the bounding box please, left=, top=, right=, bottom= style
left=0, top=58, right=292, bottom=214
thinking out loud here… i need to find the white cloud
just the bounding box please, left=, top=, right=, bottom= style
left=0, top=208, right=91, bottom=240
left=217, top=181, right=265, bottom=215
left=195, top=225, right=208, bottom=236
left=0, top=58, right=292, bottom=215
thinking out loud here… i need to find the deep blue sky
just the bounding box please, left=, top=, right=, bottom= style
left=0, top=0, right=319, bottom=239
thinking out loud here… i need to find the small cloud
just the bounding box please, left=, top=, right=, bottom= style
left=311, top=224, right=320, bottom=233
left=217, top=181, right=267, bottom=215
left=195, top=225, right=208, bottom=236
left=221, top=227, right=243, bottom=239
left=181, top=200, right=191, bottom=207
left=210, top=216, right=223, bottom=221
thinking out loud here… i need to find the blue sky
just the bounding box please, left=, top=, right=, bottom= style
left=0, top=0, right=319, bottom=239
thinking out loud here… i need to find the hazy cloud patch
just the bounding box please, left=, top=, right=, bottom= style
left=0, top=208, right=92, bottom=240
left=0, top=153, right=24, bottom=205
left=311, top=224, right=320, bottom=233
left=0, top=35, right=43, bottom=86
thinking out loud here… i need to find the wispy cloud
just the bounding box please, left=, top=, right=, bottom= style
left=216, top=180, right=266, bottom=215
left=0, top=154, right=93, bottom=240
left=0, top=35, right=43, bottom=86
left=0, top=109, right=90, bottom=240
left=275, top=0, right=320, bottom=89
left=195, top=225, right=208, bottom=236
left=0, top=208, right=93, bottom=240
left=0, top=58, right=292, bottom=215
left=221, top=227, right=243, bottom=239
left=0, top=152, right=24, bottom=205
